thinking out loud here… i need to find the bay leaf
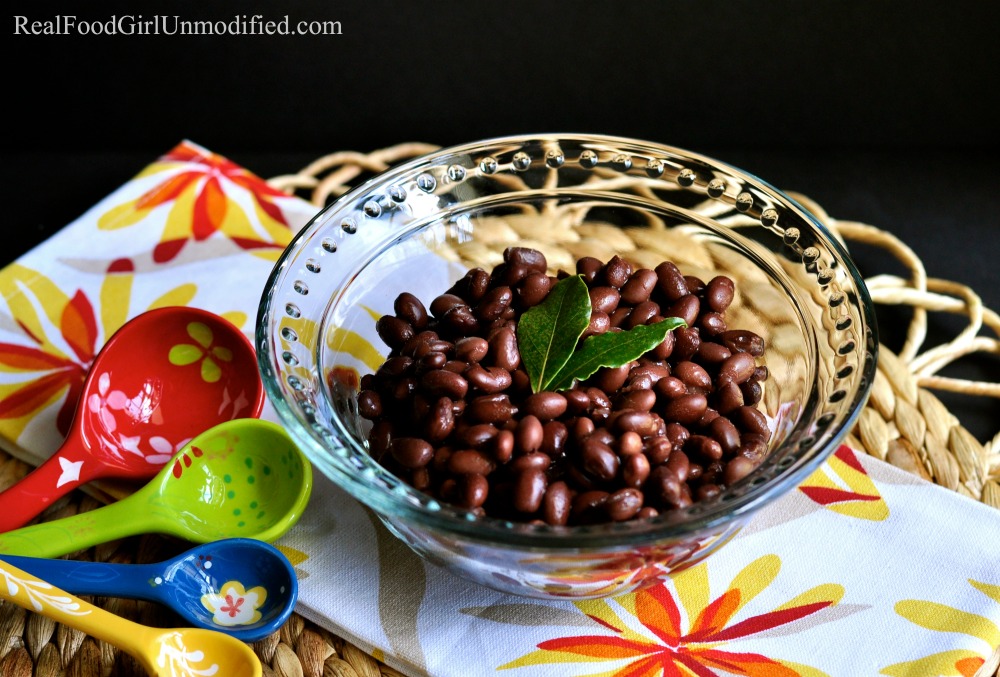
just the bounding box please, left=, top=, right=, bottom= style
left=516, top=275, right=592, bottom=393
left=546, top=317, right=686, bottom=392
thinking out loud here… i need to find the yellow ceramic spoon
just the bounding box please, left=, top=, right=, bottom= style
left=0, top=559, right=261, bottom=677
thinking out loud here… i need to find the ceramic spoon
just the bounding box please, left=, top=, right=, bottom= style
left=1, top=538, right=297, bottom=643
left=0, top=306, right=265, bottom=532
left=0, top=418, right=313, bottom=558
left=0, top=559, right=262, bottom=677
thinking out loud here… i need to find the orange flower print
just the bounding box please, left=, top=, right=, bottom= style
left=97, top=141, right=296, bottom=263
left=881, top=579, right=1000, bottom=677
left=501, top=554, right=844, bottom=676
left=797, top=444, right=889, bottom=521
left=0, top=286, right=93, bottom=435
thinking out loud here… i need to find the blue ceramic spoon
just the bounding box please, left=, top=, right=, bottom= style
left=0, top=538, right=297, bottom=643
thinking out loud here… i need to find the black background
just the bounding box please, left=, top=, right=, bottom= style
left=4, top=0, right=999, bottom=440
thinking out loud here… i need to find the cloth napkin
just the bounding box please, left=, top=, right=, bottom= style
left=1, top=142, right=998, bottom=677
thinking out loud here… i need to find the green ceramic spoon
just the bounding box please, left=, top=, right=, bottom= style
left=0, top=419, right=312, bottom=558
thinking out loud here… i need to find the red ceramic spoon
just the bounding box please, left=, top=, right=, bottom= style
left=0, top=306, right=264, bottom=532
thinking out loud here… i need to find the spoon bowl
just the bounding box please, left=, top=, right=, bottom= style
left=0, top=306, right=265, bottom=532
left=0, top=559, right=262, bottom=677
left=0, top=418, right=313, bottom=557
left=1, top=538, right=298, bottom=642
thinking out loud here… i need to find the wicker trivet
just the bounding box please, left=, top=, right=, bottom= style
left=1, top=143, right=997, bottom=677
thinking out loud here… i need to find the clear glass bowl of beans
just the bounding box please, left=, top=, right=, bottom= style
left=258, top=134, right=878, bottom=599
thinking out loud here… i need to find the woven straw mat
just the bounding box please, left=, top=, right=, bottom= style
left=1, top=143, right=997, bottom=677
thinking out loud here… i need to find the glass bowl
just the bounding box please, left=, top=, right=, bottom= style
left=257, top=134, right=877, bottom=599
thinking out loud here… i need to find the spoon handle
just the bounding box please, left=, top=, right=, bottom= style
left=0, top=438, right=96, bottom=533
left=0, top=555, right=160, bottom=601
left=0, top=494, right=144, bottom=557
left=0, top=560, right=154, bottom=657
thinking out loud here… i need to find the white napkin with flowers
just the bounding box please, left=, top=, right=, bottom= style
left=1, top=142, right=998, bottom=677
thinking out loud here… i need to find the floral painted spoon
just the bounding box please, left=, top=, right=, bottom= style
left=0, top=418, right=313, bottom=558
left=0, top=306, right=265, bottom=532
left=0, top=559, right=262, bottom=677
left=2, top=538, right=297, bottom=642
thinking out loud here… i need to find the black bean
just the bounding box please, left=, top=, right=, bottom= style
left=602, top=255, right=633, bottom=288
left=488, top=327, right=520, bottom=371
left=475, top=286, right=513, bottom=321
left=606, top=488, right=643, bottom=521
left=358, top=390, right=382, bottom=418
left=732, top=405, right=770, bottom=438
left=583, top=311, right=611, bottom=338
left=721, top=329, right=765, bottom=357
left=427, top=397, right=455, bottom=442
left=430, top=293, right=465, bottom=318
left=457, top=473, right=489, bottom=508
left=576, top=256, right=603, bottom=284
left=448, top=449, right=495, bottom=475
left=513, top=469, right=547, bottom=513
left=625, top=301, right=660, bottom=328
left=376, top=316, right=414, bottom=349
left=515, top=415, right=544, bottom=454
left=655, top=261, right=689, bottom=302
left=421, top=369, right=468, bottom=399
left=391, top=438, right=434, bottom=469
left=705, top=276, right=735, bottom=312
left=454, top=336, right=488, bottom=363
left=699, top=312, right=727, bottom=337
left=468, top=394, right=514, bottom=424
left=709, top=416, right=741, bottom=456
left=393, top=292, right=429, bottom=329
left=718, top=352, right=757, bottom=386
left=523, top=392, right=568, bottom=420
left=516, top=272, right=551, bottom=307
left=505, top=246, right=548, bottom=273
left=590, top=286, right=621, bottom=314
left=673, top=361, right=712, bottom=392
left=464, top=364, right=513, bottom=394
left=662, top=393, right=708, bottom=425
left=673, top=327, right=701, bottom=361
left=697, top=341, right=732, bottom=365
left=442, top=304, right=480, bottom=334
left=723, top=456, right=755, bottom=485
left=667, top=295, right=700, bottom=328
left=494, top=429, right=514, bottom=463
left=543, top=481, right=572, bottom=526
left=541, top=421, right=568, bottom=456
left=589, top=364, right=630, bottom=393
left=620, top=269, right=658, bottom=304
left=622, top=452, right=650, bottom=488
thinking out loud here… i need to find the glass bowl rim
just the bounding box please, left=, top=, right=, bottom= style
left=257, top=132, right=879, bottom=550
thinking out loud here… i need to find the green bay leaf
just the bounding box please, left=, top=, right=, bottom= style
left=546, top=317, right=687, bottom=392
left=516, top=275, right=592, bottom=393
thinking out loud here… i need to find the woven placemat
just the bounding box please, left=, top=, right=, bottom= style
left=1, top=143, right=997, bottom=677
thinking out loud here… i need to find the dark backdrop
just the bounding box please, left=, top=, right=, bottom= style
left=4, top=0, right=999, bottom=440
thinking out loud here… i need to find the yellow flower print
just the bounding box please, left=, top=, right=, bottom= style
left=798, top=444, right=889, bottom=521
left=881, top=579, right=1000, bottom=677
left=168, top=322, right=234, bottom=383
left=201, top=580, right=267, bottom=627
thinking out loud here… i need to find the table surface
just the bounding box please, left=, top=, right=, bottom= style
left=3, top=147, right=998, bottom=445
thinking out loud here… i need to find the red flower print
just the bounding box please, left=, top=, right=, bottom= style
left=220, top=594, right=245, bottom=618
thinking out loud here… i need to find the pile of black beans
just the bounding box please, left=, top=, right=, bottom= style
left=357, top=247, right=770, bottom=526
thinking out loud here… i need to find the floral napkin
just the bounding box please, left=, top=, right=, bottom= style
left=1, top=142, right=998, bottom=677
